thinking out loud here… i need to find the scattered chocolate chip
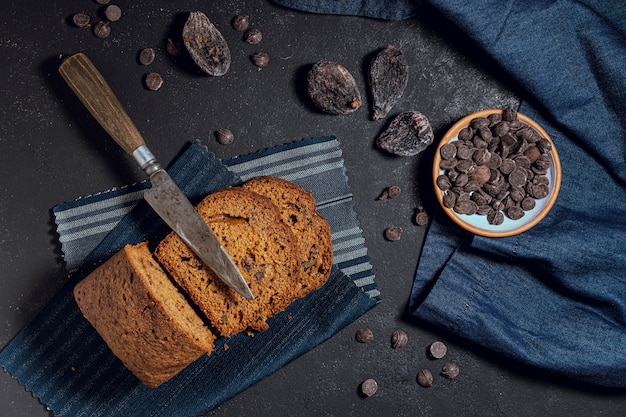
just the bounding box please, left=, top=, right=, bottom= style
left=368, top=45, right=408, bottom=121
left=138, top=47, right=155, bottom=65
left=144, top=72, right=163, bottom=91
left=72, top=12, right=90, bottom=28
left=376, top=111, right=434, bottom=156
left=384, top=226, right=403, bottom=241
left=360, top=378, right=378, bottom=397
left=216, top=128, right=234, bottom=145
left=244, top=27, right=262, bottom=44
left=415, top=206, right=429, bottom=226
left=104, top=4, right=122, bottom=22
left=377, top=185, right=401, bottom=200
left=441, top=362, right=460, bottom=379
left=429, top=341, right=447, bottom=359
left=355, top=327, right=374, bottom=343
left=93, top=21, right=111, bottom=39
left=231, top=15, right=249, bottom=31
left=251, top=51, right=269, bottom=67
left=391, top=330, right=408, bottom=348
left=417, top=369, right=433, bottom=387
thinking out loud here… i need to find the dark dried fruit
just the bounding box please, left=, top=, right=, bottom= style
left=368, top=45, right=409, bottom=121
left=429, top=341, right=447, bottom=359
left=355, top=327, right=374, bottom=343
left=139, top=47, right=155, bottom=65
left=385, top=226, right=403, bottom=241
left=182, top=11, right=231, bottom=76
left=244, top=28, right=262, bottom=44
left=391, top=330, right=408, bottom=348
left=360, top=378, right=378, bottom=397
left=251, top=51, right=269, bottom=67
left=144, top=72, right=163, bottom=91
left=216, top=128, right=234, bottom=145
left=231, top=15, right=249, bottom=31
left=93, top=21, right=110, bottom=39
left=72, top=12, right=90, bottom=28
left=376, top=111, right=434, bottom=156
left=441, top=362, right=460, bottom=379
left=307, top=61, right=361, bottom=115
left=417, top=369, right=433, bottom=387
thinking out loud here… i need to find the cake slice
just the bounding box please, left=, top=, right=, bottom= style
left=242, top=176, right=333, bottom=299
left=73, top=242, right=215, bottom=388
left=154, top=187, right=300, bottom=337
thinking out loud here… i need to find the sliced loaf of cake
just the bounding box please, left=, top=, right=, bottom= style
left=242, top=176, right=333, bottom=298
left=73, top=242, right=215, bottom=388
left=154, top=187, right=300, bottom=337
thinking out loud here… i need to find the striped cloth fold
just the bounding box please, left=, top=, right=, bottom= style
left=0, top=136, right=378, bottom=417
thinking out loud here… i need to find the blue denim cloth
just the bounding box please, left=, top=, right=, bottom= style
left=272, top=0, right=418, bottom=20
left=274, top=0, right=626, bottom=387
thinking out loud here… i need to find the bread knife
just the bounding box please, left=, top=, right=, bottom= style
left=59, top=52, right=254, bottom=300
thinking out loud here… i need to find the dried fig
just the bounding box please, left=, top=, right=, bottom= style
left=369, top=45, right=409, bottom=120
left=376, top=111, right=434, bottom=156
left=182, top=11, right=231, bottom=76
left=307, top=61, right=361, bottom=115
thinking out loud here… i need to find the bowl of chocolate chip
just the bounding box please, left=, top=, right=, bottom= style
left=433, top=108, right=561, bottom=237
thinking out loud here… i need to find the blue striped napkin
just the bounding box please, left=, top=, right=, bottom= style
left=0, top=136, right=378, bottom=416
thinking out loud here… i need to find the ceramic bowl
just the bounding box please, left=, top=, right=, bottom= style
left=432, top=109, right=562, bottom=237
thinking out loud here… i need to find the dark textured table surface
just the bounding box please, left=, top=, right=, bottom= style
left=1, top=1, right=624, bottom=416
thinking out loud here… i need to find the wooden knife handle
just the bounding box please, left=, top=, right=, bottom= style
left=59, top=52, right=145, bottom=155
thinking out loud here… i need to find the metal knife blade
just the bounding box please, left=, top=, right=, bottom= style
left=58, top=52, right=253, bottom=300
left=145, top=170, right=254, bottom=299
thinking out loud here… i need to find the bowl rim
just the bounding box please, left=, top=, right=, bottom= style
left=432, top=109, right=562, bottom=238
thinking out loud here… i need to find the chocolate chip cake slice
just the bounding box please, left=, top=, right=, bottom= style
left=154, top=187, right=300, bottom=337
left=243, top=176, right=333, bottom=298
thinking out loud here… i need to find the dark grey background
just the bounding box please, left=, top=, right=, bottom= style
left=1, top=1, right=623, bottom=416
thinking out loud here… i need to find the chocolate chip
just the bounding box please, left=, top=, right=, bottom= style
left=216, top=128, right=234, bottom=145
left=384, top=226, right=403, bottom=241
left=441, top=362, right=460, bottom=379
left=391, top=330, right=408, bottom=348
left=139, top=48, right=156, bottom=65
left=104, top=5, right=122, bottom=22
left=231, top=15, right=249, bottom=31
left=360, top=378, right=378, bottom=397
left=429, top=341, right=447, bottom=359
left=144, top=72, right=163, bottom=91
left=417, top=369, right=433, bottom=387
left=244, top=27, right=262, bottom=44
left=72, top=13, right=90, bottom=28
left=355, top=327, right=374, bottom=343
left=93, top=21, right=110, bottom=39
left=251, top=51, right=269, bottom=67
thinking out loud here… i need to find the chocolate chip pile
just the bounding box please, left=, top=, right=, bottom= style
left=436, top=108, right=553, bottom=225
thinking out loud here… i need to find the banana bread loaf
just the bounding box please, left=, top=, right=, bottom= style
left=73, top=242, right=216, bottom=388
left=242, top=176, right=333, bottom=298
